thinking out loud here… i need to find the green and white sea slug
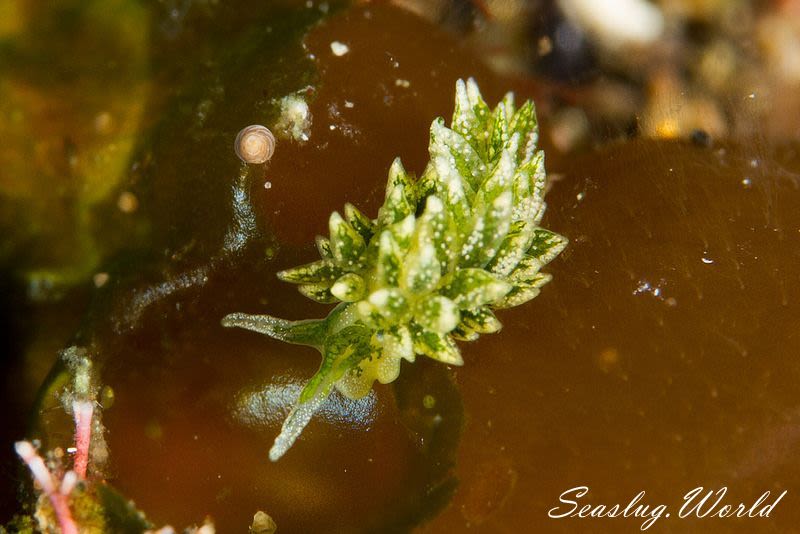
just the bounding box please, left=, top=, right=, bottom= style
left=222, top=78, right=567, bottom=461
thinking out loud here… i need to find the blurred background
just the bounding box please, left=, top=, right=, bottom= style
left=2, top=0, right=800, bottom=529
left=392, top=0, right=800, bottom=145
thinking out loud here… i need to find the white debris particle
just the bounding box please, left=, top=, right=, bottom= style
left=395, top=78, right=411, bottom=88
left=550, top=106, right=589, bottom=152
left=633, top=279, right=676, bottom=307
left=344, top=100, right=355, bottom=108
left=329, top=124, right=336, bottom=130
left=251, top=511, right=277, bottom=534
left=93, top=111, right=113, bottom=134
left=330, top=41, right=350, bottom=56
left=274, top=94, right=311, bottom=142
left=117, top=191, right=139, bottom=213
left=538, top=36, right=553, bottom=56
left=634, top=281, right=650, bottom=295
left=264, top=181, right=272, bottom=190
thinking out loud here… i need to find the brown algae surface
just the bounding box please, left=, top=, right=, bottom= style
left=420, top=140, right=800, bottom=533
left=12, top=2, right=800, bottom=533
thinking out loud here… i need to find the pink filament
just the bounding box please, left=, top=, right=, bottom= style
left=72, top=400, right=94, bottom=479
left=48, top=493, right=79, bottom=534
left=15, top=441, right=79, bottom=534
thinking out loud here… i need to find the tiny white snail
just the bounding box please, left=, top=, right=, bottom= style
left=234, top=124, right=276, bottom=164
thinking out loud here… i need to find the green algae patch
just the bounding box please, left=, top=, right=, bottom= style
left=0, top=0, right=151, bottom=298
